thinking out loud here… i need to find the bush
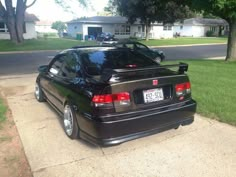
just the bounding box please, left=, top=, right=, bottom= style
left=129, top=36, right=138, bottom=41
left=37, top=32, right=59, bottom=39
left=206, top=30, right=214, bottom=37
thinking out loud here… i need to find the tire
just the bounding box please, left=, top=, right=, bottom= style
left=35, top=82, right=45, bottom=102
left=160, top=54, right=165, bottom=61
left=63, top=104, right=79, bottom=139
left=174, top=125, right=180, bottom=130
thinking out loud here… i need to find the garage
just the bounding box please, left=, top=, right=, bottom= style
left=88, top=27, right=102, bottom=38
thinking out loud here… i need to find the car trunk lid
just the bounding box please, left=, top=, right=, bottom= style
left=91, top=63, right=191, bottom=114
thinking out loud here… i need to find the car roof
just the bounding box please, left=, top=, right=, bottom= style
left=60, top=42, right=147, bottom=54
left=64, top=45, right=132, bottom=53
left=115, top=40, right=143, bottom=45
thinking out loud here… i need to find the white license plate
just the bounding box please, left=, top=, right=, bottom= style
left=143, top=88, right=164, bottom=103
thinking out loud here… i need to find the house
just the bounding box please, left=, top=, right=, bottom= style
left=67, top=16, right=174, bottom=40
left=35, top=20, right=57, bottom=34
left=174, top=18, right=229, bottom=37
left=0, top=13, right=39, bottom=39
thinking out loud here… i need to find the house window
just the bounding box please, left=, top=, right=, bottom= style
left=163, top=25, right=172, bottom=31
left=180, top=26, right=183, bottom=30
left=210, top=26, right=216, bottom=32
left=115, top=24, right=130, bottom=35
left=142, top=25, right=145, bottom=32
left=0, top=22, right=8, bottom=33
left=138, top=26, right=141, bottom=33
left=0, top=22, right=25, bottom=33
left=23, top=23, right=26, bottom=33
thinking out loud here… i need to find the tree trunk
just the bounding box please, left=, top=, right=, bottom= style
left=226, top=19, right=236, bottom=61
left=145, top=22, right=151, bottom=41
left=4, top=0, right=18, bottom=43
left=6, top=15, right=18, bottom=43
left=16, top=0, right=26, bottom=43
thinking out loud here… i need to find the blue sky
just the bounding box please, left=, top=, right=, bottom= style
left=27, top=0, right=109, bottom=21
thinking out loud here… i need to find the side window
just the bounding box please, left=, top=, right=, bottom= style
left=136, top=44, right=148, bottom=50
left=49, top=56, right=64, bottom=75
left=124, top=44, right=134, bottom=49
left=59, top=53, right=79, bottom=78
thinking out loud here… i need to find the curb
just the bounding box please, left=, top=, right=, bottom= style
left=204, top=56, right=226, bottom=60
left=149, top=43, right=227, bottom=48
left=0, top=73, right=37, bottom=80
left=0, top=50, right=61, bottom=54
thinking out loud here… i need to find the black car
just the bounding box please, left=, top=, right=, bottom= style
left=35, top=46, right=196, bottom=146
left=113, top=41, right=165, bottom=63
left=97, top=32, right=118, bottom=45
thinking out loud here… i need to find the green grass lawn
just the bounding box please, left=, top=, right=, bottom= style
left=164, top=59, right=236, bottom=126
left=0, top=38, right=96, bottom=52
left=0, top=98, right=7, bottom=123
left=141, top=37, right=227, bottom=46
left=0, top=37, right=227, bottom=52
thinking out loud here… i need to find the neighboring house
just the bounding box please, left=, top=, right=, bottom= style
left=67, top=16, right=174, bottom=40
left=35, top=20, right=57, bottom=33
left=0, top=13, right=39, bottom=39
left=174, top=18, right=229, bottom=37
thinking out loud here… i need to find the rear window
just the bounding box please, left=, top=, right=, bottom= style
left=80, top=49, right=157, bottom=75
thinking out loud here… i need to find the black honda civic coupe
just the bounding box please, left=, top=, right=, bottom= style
left=35, top=46, right=196, bottom=146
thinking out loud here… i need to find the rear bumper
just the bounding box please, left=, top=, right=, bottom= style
left=78, top=99, right=197, bottom=146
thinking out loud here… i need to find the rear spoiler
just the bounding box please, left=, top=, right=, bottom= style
left=100, top=62, right=188, bottom=82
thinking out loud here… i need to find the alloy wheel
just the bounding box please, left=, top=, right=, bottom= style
left=64, top=105, right=74, bottom=136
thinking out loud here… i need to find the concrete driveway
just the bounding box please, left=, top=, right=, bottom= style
left=0, top=74, right=235, bottom=177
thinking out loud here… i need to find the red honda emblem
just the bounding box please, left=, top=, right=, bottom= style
left=153, top=80, right=158, bottom=86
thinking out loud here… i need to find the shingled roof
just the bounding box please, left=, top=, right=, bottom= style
left=0, top=12, right=39, bottom=22
left=181, top=18, right=228, bottom=26
left=68, top=16, right=142, bottom=24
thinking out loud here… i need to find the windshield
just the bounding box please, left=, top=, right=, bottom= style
left=79, top=49, right=158, bottom=75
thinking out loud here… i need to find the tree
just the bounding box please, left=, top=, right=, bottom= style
left=55, top=0, right=89, bottom=14
left=104, top=0, right=119, bottom=16
left=52, top=21, right=67, bottom=37
left=110, top=0, right=194, bottom=41
left=190, top=0, right=236, bottom=61
left=0, top=0, right=36, bottom=43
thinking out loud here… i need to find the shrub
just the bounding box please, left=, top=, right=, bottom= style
left=206, top=30, right=214, bottom=37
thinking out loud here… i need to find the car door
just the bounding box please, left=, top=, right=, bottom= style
left=40, top=55, right=65, bottom=108
left=49, top=51, right=80, bottom=112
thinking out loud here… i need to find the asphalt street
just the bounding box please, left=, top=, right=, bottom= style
left=0, top=44, right=227, bottom=76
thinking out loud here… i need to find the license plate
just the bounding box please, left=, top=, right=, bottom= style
left=143, top=88, right=164, bottom=103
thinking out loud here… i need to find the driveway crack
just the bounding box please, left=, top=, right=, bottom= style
left=33, top=157, right=91, bottom=174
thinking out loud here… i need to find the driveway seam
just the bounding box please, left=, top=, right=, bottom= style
left=32, top=155, right=104, bottom=174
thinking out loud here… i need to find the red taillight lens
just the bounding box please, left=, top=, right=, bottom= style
left=175, top=82, right=191, bottom=96
left=175, top=83, right=185, bottom=92
left=92, top=95, right=113, bottom=103
left=92, top=92, right=130, bottom=107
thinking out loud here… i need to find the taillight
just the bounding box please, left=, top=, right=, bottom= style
left=175, top=82, right=191, bottom=96
left=92, top=92, right=130, bottom=107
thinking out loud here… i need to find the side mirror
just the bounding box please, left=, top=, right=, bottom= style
left=38, top=65, right=48, bottom=73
